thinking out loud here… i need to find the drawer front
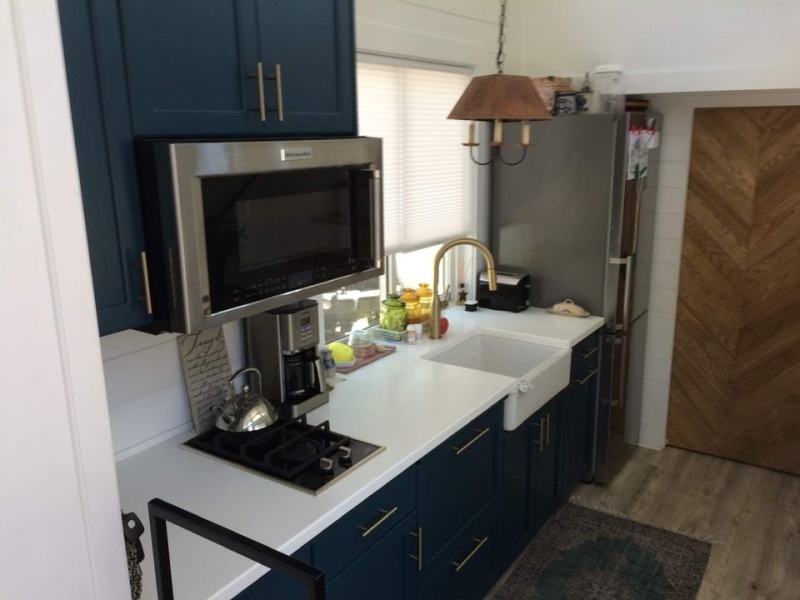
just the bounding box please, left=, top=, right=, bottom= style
left=326, top=512, right=417, bottom=600
left=418, top=512, right=500, bottom=600
left=314, top=467, right=416, bottom=580
left=417, top=403, right=502, bottom=579
left=572, top=332, right=599, bottom=372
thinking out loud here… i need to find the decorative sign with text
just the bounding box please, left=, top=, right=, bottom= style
left=178, top=327, right=232, bottom=433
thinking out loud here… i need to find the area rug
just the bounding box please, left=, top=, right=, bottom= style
left=493, top=503, right=711, bottom=600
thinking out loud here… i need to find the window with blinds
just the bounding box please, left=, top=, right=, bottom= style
left=357, top=59, right=473, bottom=254
left=320, top=58, right=473, bottom=343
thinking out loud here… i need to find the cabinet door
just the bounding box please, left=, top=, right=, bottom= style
left=499, top=424, right=529, bottom=568
left=326, top=513, right=417, bottom=600
left=59, top=0, right=153, bottom=335
left=118, top=0, right=262, bottom=136
left=255, top=0, right=356, bottom=135
left=417, top=403, right=502, bottom=583
left=560, top=352, right=598, bottom=498
left=528, top=397, right=561, bottom=535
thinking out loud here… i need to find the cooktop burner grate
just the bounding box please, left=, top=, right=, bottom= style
left=184, top=416, right=383, bottom=494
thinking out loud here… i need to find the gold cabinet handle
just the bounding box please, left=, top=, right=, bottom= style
left=358, top=506, right=398, bottom=538
left=452, top=536, right=488, bottom=572
left=574, top=368, right=599, bottom=386
left=533, top=417, right=544, bottom=450
left=139, top=251, right=153, bottom=315
left=255, top=62, right=267, bottom=122
left=273, top=63, right=284, bottom=121
left=579, top=346, right=598, bottom=360
left=410, top=526, right=423, bottom=571
left=452, top=427, right=490, bottom=455
left=545, top=413, right=551, bottom=446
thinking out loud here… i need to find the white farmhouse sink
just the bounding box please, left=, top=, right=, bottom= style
left=423, top=332, right=571, bottom=431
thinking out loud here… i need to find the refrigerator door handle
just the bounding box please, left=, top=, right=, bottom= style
left=609, top=256, right=634, bottom=331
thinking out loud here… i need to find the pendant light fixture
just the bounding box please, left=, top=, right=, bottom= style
left=448, top=0, right=552, bottom=166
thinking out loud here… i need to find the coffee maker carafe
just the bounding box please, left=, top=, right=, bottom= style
left=245, top=299, right=329, bottom=419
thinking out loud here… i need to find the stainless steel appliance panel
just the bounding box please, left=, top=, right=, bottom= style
left=492, top=115, right=620, bottom=321
left=492, top=112, right=662, bottom=487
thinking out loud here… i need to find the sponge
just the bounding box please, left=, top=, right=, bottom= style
left=328, top=342, right=354, bottom=364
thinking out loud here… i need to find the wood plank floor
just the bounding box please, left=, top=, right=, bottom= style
left=572, top=447, right=800, bottom=599
left=489, top=446, right=800, bottom=599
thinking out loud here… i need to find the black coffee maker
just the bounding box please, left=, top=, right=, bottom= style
left=245, top=299, right=329, bottom=418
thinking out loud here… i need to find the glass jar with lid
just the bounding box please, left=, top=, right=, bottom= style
left=380, top=294, right=407, bottom=332
left=415, top=283, right=433, bottom=324
left=399, top=288, right=421, bottom=324
left=592, top=64, right=624, bottom=113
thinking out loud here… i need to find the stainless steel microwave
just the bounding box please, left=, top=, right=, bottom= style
left=137, top=137, right=383, bottom=333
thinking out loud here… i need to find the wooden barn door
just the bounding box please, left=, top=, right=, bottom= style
left=668, top=106, right=800, bottom=476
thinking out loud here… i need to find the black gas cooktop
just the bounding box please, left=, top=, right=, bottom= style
left=184, top=417, right=383, bottom=494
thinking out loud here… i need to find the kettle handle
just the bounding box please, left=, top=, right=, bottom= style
left=229, top=367, right=263, bottom=395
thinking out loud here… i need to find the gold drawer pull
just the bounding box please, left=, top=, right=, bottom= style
left=452, top=427, right=490, bottom=455
left=579, top=346, right=598, bottom=360
left=410, top=526, right=423, bottom=571
left=139, top=251, right=153, bottom=315
left=545, top=413, right=551, bottom=446
left=574, top=368, right=599, bottom=386
left=273, top=63, right=284, bottom=121
left=255, top=62, right=266, bottom=122
left=358, top=506, right=398, bottom=538
left=533, top=418, right=544, bottom=449
left=452, top=536, right=488, bottom=572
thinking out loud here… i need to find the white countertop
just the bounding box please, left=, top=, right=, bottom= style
left=116, top=307, right=603, bottom=600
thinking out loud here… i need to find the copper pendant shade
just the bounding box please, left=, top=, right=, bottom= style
left=448, top=73, right=552, bottom=122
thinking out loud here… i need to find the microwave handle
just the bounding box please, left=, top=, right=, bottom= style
left=369, top=169, right=384, bottom=263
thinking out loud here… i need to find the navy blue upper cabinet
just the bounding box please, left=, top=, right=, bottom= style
left=120, top=0, right=356, bottom=136
left=59, top=0, right=153, bottom=335
left=59, top=0, right=357, bottom=335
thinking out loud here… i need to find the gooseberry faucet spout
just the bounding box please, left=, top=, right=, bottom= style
left=430, top=238, right=497, bottom=340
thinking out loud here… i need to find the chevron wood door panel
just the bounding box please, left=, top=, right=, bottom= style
left=668, top=106, right=800, bottom=476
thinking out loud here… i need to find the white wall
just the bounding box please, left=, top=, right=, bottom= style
left=518, top=0, right=800, bottom=94
left=104, top=323, right=245, bottom=459
left=635, top=90, right=800, bottom=449
left=0, top=1, right=129, bottom=597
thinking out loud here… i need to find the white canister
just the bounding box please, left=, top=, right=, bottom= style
left=592, top=64, right=624, bottom=113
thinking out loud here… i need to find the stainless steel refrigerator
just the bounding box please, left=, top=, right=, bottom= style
left=491, top=113, right=660, bottom=484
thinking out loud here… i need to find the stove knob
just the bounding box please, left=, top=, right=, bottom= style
left=319, top=456, right=335, bottom=479
left=338, top=445, right=353, bottom=467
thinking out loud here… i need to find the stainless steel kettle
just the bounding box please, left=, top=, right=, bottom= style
left=213, top=367, right=278, bottom=433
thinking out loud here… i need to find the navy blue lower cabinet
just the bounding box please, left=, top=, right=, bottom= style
left=233, top=544, right=312, bottom=600
left=416, top=403, right=503, bottom=585
left=314, top=467, right=416, bottom=581
left=528, top=395, right=562, bottom=536
left=418, top=512, right=501, bottom=600
left=499, top=422, right=530, bottom=569
left=326, top=512, right=417, bottom=600
left=559, top=333, right=599, bottom=498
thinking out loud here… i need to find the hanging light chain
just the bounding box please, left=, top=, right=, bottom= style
left=496, top=0, right=507, bottom=74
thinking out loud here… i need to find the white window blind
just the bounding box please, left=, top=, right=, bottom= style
left=357, top=60, right=472, bottom=254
